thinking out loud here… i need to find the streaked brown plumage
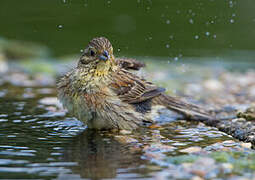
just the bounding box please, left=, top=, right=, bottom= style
left=57, top=37, right=213, bottom=130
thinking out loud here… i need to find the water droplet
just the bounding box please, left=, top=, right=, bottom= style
left=166, top=44, right=170, bottom=48
left=189, top=19, right=194, bottom=24
left=205, top=32, right=210, bottom=36
left=166, top=20, right=171, bottom=24
left=57, top=25, right=63, bottom=29
left=230, top=19, right=235, bottom=23
left=194, top=35, right=199, bottom=40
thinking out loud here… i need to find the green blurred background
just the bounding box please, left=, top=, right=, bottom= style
left=0, top=0, right=254, bottom=60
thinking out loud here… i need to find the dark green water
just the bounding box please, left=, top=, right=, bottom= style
left=1, top=0, right=255, bottom=58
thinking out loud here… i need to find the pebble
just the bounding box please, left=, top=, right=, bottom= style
left=191, top=176, right=204, bottom=180
left=119, top=129, right=132, bottom=135
left=180, top=146, right=202, bottom=153
left=114, top=136, right=138, bottom=144
left=240, top=142, right=252, bottom=148
left=39, top=97, right=62, bottom=107
left=203, top=79, right=224, bottom=91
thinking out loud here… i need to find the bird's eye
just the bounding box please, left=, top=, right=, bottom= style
left=90, top=50, right=95, bottom=56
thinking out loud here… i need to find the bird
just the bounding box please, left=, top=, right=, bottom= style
left=57, top=37, right=213, bottom=130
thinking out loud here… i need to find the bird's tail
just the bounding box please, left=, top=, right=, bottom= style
left=155, top=94, right=214, bottom=121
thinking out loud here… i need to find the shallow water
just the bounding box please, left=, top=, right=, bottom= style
left=1, top=76, right=253, bottom=179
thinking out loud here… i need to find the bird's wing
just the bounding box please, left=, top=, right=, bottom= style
left=110, top=69, right=165, bottom=103
left=110, top=69, right=213, bottom=121
left=115, top=58, right=145, bottom=71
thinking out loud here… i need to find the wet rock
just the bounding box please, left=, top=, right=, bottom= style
left=203, top=79, right=224, bottom=91
left=237, top=107, right=255, bottom=121
left=4, top=72, right=36, bottom=86
left=240, top=142, right=252, bottom=149
left=114, top=136, right=139, bottom=144
left=207, top=117, right=255, bottom=147
left=144, top=143, right=176, bottom=154
left=148, top=124, right=162, bottom=129
left=119, top=129, right=132, bottom=135
left=39, top=97, right=60, bottom=106
left=180, top=146, right=203, bottom=154
left=2, top=72, right=55, bottom=87
left=191, top=176, right=204, bottom=180
left=158, top=150, right=255, bottom=179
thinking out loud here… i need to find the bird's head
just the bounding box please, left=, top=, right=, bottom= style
left=78, top=37, right=115, bottom=71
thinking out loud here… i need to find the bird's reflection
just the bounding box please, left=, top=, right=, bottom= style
left=63, top=130, right=146, bottom=179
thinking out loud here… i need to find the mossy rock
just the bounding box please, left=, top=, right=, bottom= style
left=237, top=107, right=255, bottom=121
left=0, top=37, right=50, bottom=60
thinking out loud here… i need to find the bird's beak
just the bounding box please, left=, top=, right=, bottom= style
left=99, top=50, right=109, bottom=61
